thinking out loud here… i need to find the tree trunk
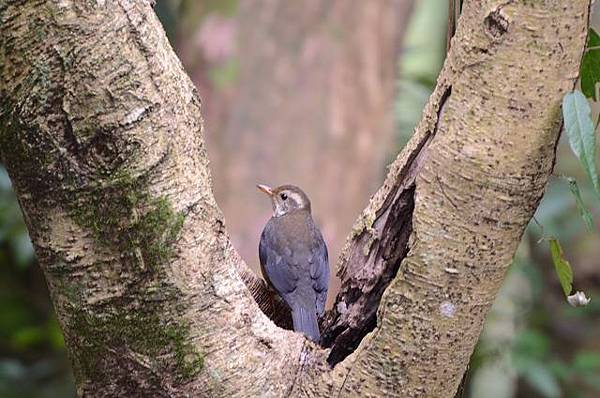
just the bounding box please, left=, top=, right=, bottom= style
left=0, top=0, right=590, bottom=397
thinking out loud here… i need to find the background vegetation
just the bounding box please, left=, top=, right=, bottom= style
left=1, top=1, right=599, bottom=397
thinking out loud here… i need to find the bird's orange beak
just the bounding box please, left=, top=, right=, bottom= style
left=256, top=184, right=274, bottom=196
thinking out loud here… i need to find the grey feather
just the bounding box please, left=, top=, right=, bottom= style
left=259, top=208, right=329, bottom=342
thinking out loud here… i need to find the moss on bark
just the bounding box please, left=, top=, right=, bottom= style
left=69, top=171, right=184, bottom=273
left=70, top=308, right=204, bottom=382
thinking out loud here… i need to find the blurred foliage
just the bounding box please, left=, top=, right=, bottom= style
left=156, top=0, right=238, bottom=42
left=469, top=249, right=600, bottom=398
left=395, top=0, right=448, bottom=150
left=208, top=57, right=239, bottom=90
left=156, top=0, right=239, bottom=89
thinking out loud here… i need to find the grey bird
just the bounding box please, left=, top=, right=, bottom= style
left=257, top=184, right=329, bottom=342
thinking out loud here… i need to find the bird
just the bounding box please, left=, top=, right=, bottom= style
left=257, top=184, right=329, bottom=343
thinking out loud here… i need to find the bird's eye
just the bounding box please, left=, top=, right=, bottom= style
left=280, top=193, right=288, bottom=200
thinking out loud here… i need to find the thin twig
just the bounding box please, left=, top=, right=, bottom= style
left=532, top=216, right=549, bottom=243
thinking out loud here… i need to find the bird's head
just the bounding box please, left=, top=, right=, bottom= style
left=257, top=184, right=311, bottom=217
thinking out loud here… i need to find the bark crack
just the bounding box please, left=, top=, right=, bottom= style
left=322, top=85, right=453, bottom=366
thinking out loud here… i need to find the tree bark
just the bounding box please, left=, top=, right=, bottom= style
left=0, top=0, right=590, bottom=397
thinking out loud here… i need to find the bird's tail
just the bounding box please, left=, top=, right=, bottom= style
left=291, top=305, right=320, bottom=343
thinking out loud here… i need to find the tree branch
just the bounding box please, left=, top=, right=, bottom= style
left=322, top=0, right=591, bottom=395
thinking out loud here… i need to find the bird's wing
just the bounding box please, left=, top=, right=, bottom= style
left=259, top=226, right=298, bottom=296
left=309, top=229, right=329, bottom=316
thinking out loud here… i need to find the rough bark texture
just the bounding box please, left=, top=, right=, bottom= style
left=0, top=1, right=590, bottom=397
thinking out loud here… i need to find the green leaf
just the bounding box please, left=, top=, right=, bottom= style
left=580, top=49, right=600, bottom=100
left=581, top=29, right=600, bottom=99
left=549, top=238, right=573, bottom=297
left=567, top=177, right=594, bottom=231
left=562, top=91, right=599, bottom=195
left=588, top=28, right=600, bottom=48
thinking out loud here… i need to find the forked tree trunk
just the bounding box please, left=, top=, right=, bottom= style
left=0, top=0, right=590, bottom=397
